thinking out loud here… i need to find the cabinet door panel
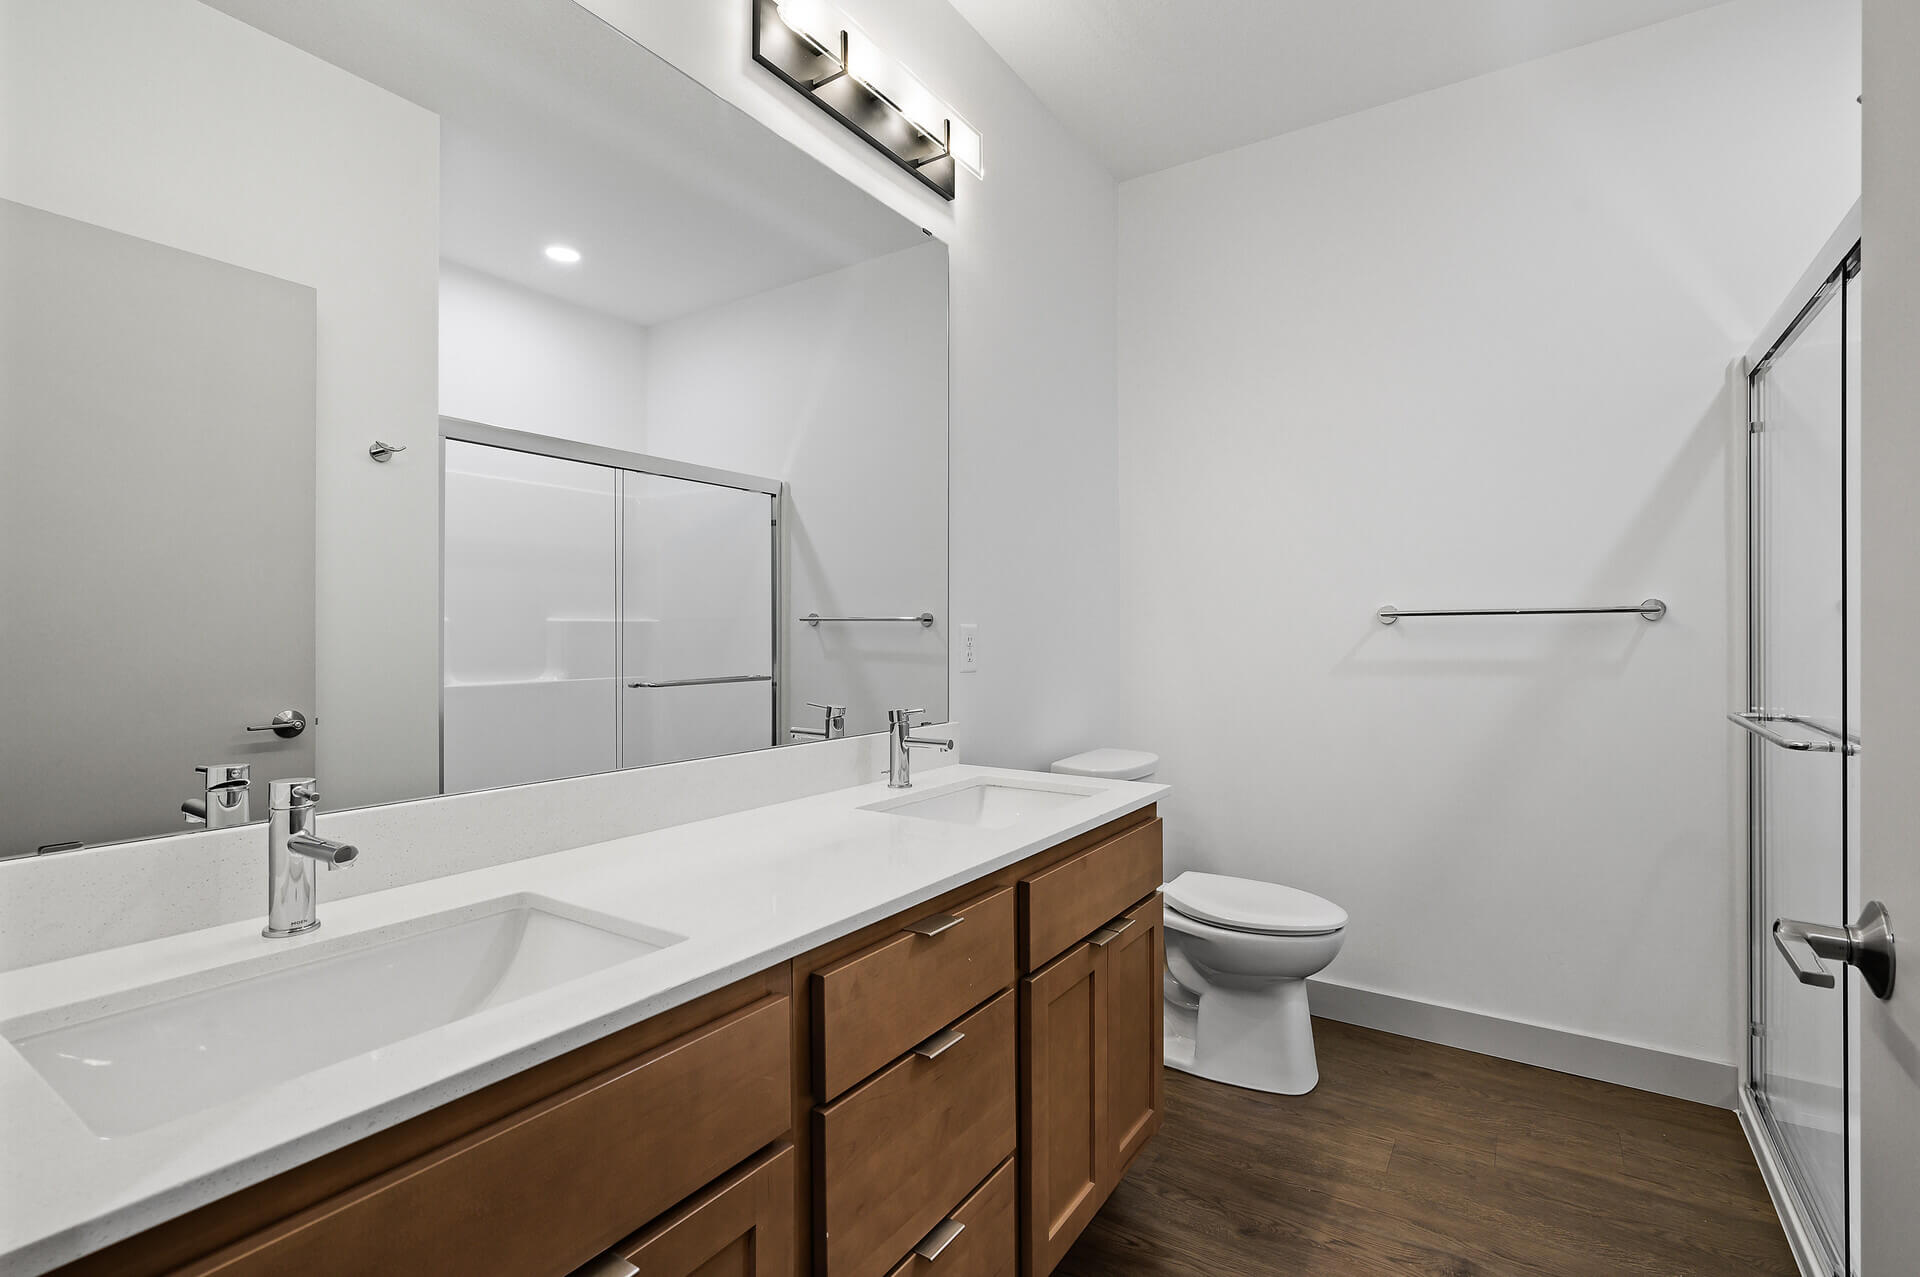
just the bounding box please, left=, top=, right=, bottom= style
left=1099, top=895, right=1163, bottom=1189
left=1019, top=942, right=1105, bottom=1277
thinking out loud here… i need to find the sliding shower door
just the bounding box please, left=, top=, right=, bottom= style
left=443, top=440, right=620, bottom=794
left=1744, top=245, right=1859, bottom=1275
left=620, top=473, right=776, bottom=768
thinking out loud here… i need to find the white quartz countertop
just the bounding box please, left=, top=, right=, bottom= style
left=0, top=765, right=1165, bottom=1275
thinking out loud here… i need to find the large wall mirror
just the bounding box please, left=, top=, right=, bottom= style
left=0, top=0, right=949, bottom=857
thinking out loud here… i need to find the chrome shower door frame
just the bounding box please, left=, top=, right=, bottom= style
left=1740, top=214, right=1862, bottom=1277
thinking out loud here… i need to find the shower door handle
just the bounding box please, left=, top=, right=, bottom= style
left=1773, top=901, right=1897, bottom=1000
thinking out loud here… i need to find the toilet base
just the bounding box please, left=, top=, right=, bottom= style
left=1164, top=976, right=1320, bottom=1095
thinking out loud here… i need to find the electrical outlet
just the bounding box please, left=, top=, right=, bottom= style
left=959, top=623, right=980, bottom=672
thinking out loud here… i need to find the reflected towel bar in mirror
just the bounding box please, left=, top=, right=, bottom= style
left=1376, top=599, right=1666, bottom=625
left=802, top=612, right=936, bottom=627
left=626, top=675, right=772, bottom=689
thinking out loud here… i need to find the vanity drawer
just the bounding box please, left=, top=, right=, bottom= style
left=812, top=885, right=1014, bottom=1100
left=602, top=1143, right=795, bottom=1277
left=1019, top=817, right=1162, bottom=970
left=882, top=1156, right=1016, bottom=1277
left=814, top=991, right=1016, bottom=1277
left=187, top=995, right=792, bottom=1277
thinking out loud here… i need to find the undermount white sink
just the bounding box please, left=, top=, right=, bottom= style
left=2, top=895, right=680, bottom=1138
left=863, top=778, right=1097, bottom=829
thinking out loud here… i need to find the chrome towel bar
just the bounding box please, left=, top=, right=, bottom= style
left=1377, top=598, right=1666, bottom=625
left=802, top=612, right=936, bottom=627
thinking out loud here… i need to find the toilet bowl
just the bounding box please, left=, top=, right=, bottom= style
left=1161, top=871, right=1346, bottom=1095
left=1047, top=751, right=1346, bottom=1094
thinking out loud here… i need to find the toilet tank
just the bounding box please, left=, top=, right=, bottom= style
left=1050, top=748, right=1158, bottom=781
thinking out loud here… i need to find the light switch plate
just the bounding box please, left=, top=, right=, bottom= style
left=959, top=623, right=979, bottom=672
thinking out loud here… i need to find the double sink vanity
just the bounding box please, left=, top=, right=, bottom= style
left=0, top=766, right=1169, bottom=1276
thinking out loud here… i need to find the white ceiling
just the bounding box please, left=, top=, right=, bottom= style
left=946, top=0, right=1731, bottom=179
left=208, top=0, right=927, bottom=326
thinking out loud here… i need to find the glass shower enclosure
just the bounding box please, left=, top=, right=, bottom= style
left=441, top=424, right=779, bottom=794
left=1738, top=225, right=1860, bottom=1277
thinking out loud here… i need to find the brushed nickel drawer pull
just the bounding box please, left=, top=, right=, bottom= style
left=572, top=1253, right=640, bottom=1277
left=913, top=1217, right=967, bottom=1260
left=1090, top=918, right=1136, bottom=947
left=903, top=912, right=963, bottom=937
left=911, top=1027, right=965, bottom=1059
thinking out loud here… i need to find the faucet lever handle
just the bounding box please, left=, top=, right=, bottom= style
left=269, top=778, right=320, bottom=811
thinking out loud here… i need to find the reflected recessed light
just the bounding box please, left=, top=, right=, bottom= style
left=544, top=244, right=582, bottom=265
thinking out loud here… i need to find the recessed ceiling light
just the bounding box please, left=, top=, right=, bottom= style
left=544, top=244, right=582, bottom=265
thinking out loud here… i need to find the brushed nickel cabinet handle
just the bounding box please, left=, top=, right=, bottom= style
left=913, top=1217, right=966, bottom=1261
left=903, top=912, right=963, bottom=937
left=1090, top=918, right=1136, bottom=947
left=911, top=1027, right=965, bottom=1059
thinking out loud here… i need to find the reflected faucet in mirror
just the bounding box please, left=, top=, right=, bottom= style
left=792, top=702, right=848, bottom=742
left=263, top=779, right=360, bottom=939
left=182, top=764, right=251, bottom=829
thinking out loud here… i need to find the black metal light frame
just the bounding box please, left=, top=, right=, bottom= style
left=750, top=0, right=958, bottom=201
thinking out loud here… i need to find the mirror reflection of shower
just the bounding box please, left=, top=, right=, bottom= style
left=442, top=430, right=777, bottom=793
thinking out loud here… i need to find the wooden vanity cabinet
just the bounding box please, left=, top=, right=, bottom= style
left=55, top=807, right=1162, bottom=1277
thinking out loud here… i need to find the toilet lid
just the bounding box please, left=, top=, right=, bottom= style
left=1051, top=748, right=1158, bottom=780
left=1164, top=871, right=1347, bottom=936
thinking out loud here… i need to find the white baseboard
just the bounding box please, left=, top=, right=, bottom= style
left=1306, top=977, right=1738, bottom=1109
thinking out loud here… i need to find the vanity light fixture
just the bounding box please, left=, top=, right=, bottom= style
left=543, top=243, right=583, bottom=265
left=752, top=0, right=982, bottom=201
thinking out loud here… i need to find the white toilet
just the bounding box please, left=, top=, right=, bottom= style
left=1051, top=749, right=1349, bottom=1097
left=1161, top=872, right=1346, bottom=1094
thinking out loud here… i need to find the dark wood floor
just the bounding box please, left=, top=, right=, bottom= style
left=1058, top=1019, right=1794, bottom=1276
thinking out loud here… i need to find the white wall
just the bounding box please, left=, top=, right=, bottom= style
left=647, top=245, right=949, bottom=739
left=1118, top=0, right=1859, bottom=1071
left=1, top=0, right=442, bottom=810
left=580, top=0, right=1124, bottom=770
left=440, top=264, right=650, bottom=451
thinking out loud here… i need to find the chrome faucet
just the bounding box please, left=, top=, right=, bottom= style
left=887, top=708, right=953, bottom=789
left=791, top=701, right=848, bottom=742
left=183, top=763, right=251, bottom=829
left=263, top=778, right=359, bottom=938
